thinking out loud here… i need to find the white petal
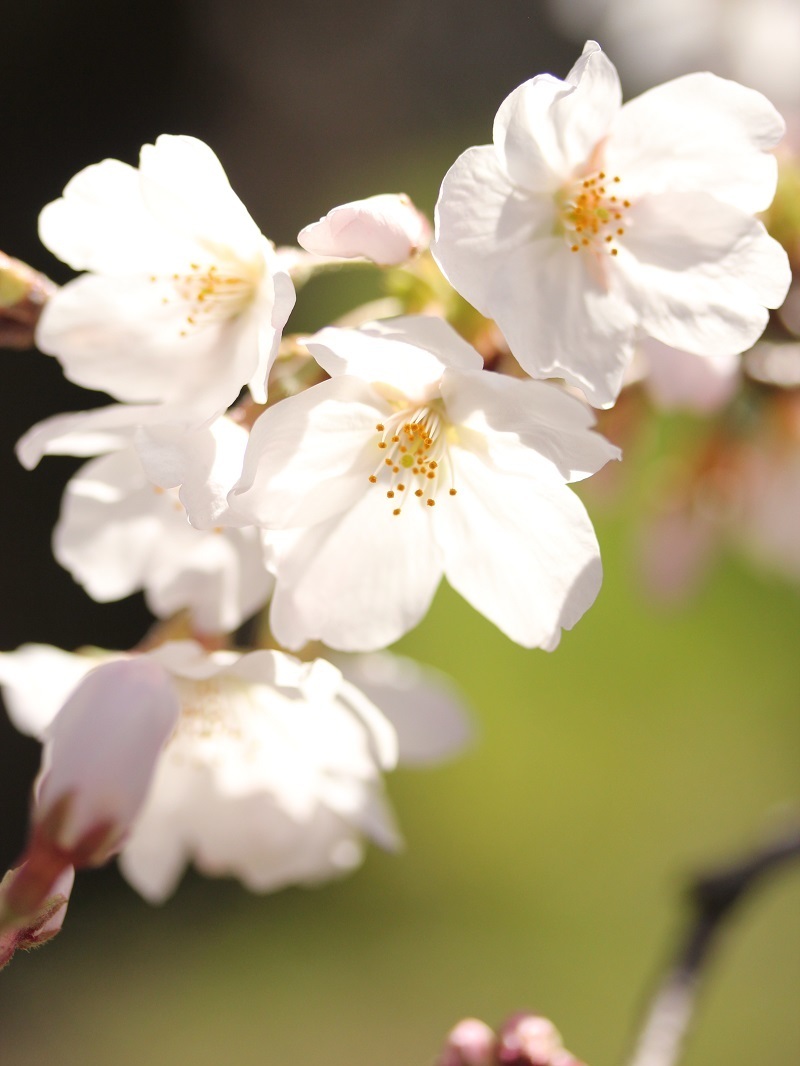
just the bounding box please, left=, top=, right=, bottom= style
left=485, top=236, right=637, bottom=407
left=38, top=159, right=189, bottom=276
left=493, top=41, right=621, bottom=186
left=0, top=646, right=99, bottom=738
left=432, top=145, right=554, bottom=318
left=613, top=191, right=790, bottom=355
left=15, top=403, right=163, bottom=470
left=297, top=193, right=430, bottom=265
left=337, top=652, right=473, bottom=766
left=268, top=491, right=444, bottom=652
left=438, top=447, right=603, bottom=649
left=230, top=375, right=384, bottom=529
left=606, top=73, right=785, bottom=213
left=442, top=370, right=620, bottom=482
left=307, top=316, right=482, bottom=400
left=138, top=135, right=263, bottom=264
left=135, top=416, right=249, bottom=528
left=36, top=273, right=266, bottom=419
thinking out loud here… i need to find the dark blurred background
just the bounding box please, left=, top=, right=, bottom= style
left=1, top=3, right=798, bottom=1065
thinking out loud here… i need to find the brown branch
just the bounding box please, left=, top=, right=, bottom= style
left=626, top=824, right=800, bottom=1066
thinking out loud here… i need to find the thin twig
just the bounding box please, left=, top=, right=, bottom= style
left=627, top=825, right=800, bottom=1066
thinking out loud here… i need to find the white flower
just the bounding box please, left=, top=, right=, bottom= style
left=17, top=407, right=270, bottom=634
left=228, top=315, right=619, bottom=652
left=298, top=193, right=431, bottom=265
left=432, top=41, right=790, bottom=408
left=0, top=642, right=468, bottom=902
left=36, top=134, right=296, bottom=421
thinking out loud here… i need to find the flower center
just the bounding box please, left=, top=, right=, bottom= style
left=367, top=405, right=457, bottom=516
left=558, top=171, right=630, bottom=257
left=152, top=262, right=258, bottom=337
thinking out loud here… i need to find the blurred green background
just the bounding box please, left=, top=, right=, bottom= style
left=1, top=2, right=798, bottom=1064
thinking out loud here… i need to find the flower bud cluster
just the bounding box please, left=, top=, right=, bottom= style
left=438, top=1013, right=586, bottom=1066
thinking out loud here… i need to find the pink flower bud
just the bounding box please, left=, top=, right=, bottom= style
left=497, top=1013, right=571, bottom=1066
left=297, top=193, right=431, bottom=265
left=438, top=1018, right=497, bottom=1066
left=34, top=657, right=180, bottom=866
left=0, top=864, right=74, bottom=971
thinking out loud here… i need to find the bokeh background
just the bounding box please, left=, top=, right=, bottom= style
left=1, top=2, right=798, bottom=1064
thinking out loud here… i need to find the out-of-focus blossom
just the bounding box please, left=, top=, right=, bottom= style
left=432, top=41, right=789, bottom=407
left=337, top=652, right=473, bottom=766
left=36, top=134, right=295, bottom=422
left=0, top=641, right=468, bottom=902
left=640, top=340, right=740, bottom=413
left=228, top=316, right=619, bottom=652
left=0, top=865, right=74, bottom=971
left=298, top=193, right=431, bottom=265
left=549, top=0, right=800, bottom=108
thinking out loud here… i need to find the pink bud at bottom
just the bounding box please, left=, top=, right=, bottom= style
left=438, top=1018, right=498, bottom=1066
left=498, top=1013, right=585, bottom=1066
left=0, top=863, right=74, bottom=971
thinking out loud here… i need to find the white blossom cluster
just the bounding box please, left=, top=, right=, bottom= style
left=0, top=42, right=790, bottom=940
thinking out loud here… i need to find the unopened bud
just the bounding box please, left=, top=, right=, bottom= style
left=34, top=657, right=180, bottom=866
left=298, top=193, right=431, bottom=265
left=438, top=1018, right=497, bottom=1066
left=0, top=863, right=74, bottom=970
left=0, top=251, right=56, bottom=349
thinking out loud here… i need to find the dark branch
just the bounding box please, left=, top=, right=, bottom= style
left=626, top=824, right=800, bottom=1066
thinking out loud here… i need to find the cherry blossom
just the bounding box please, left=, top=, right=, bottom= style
left=227, top=316, right=619, bottom=652
left=432, top=41, right=790, bottom=407
left=36, top=134, right=295, bottom=421
left=0, top=642, right=470, bottom=902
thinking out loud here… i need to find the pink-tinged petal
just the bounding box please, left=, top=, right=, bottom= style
left=612, top=191, right=791, bottom=355
left=642, top=339, right=740, bottom=412
left=337, top=652, right=473, bottom=766
left=230, top=375, right=384, bottom=530
left=0, top=646, right=98, bottom=738
left=36, top=658, right=180, bottom=862
left=298, top=193, right=430, bottom=265
left=437, top=448, right=603, bottom=650
left=493, top=42, right=621, bottom=187
left=486, top=236, right=637, bottom=407
left=268, top=491, right=444, bottom=652
left=442, top=370, right=620, bottom=482
left=38, top=159, right=189, bottom=276
left=307, top=317, right=482, bottom=398
left=606, top=73, right=784, bottom=213
left=138, top=135, right=263, bottom=264
left=433, top=145, right=554, bottom=317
